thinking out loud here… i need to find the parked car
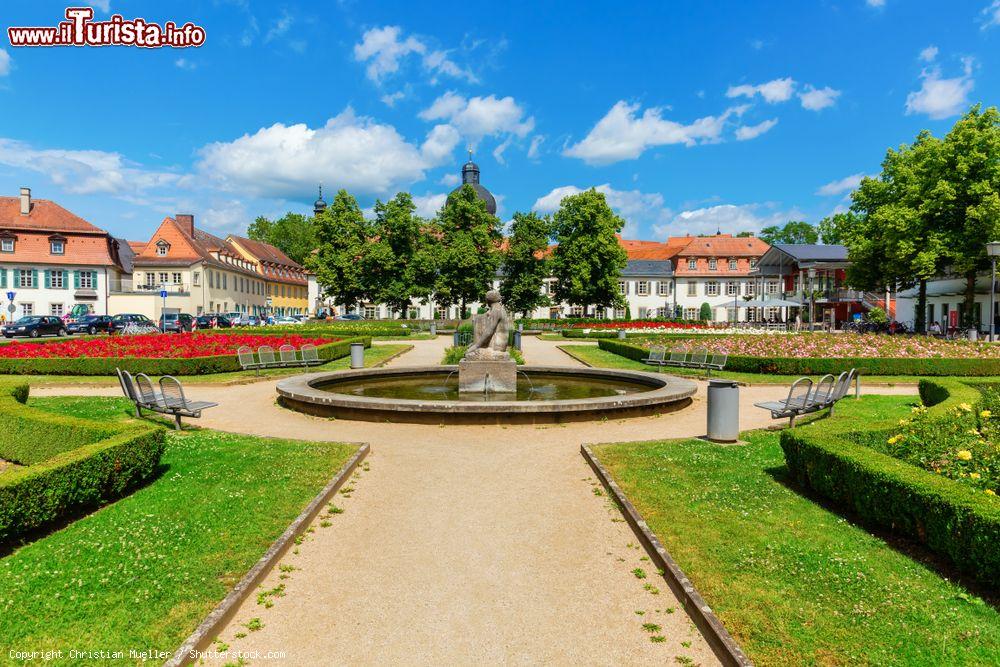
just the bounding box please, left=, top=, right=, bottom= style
left=195, top=314, right=233, bottom=329
left=225, top=311, right=245, bottom=326
left=109, top=313, right=158, bottom=334
left=246, top=315, right=262, bottom=327
left=159, top=312, right=195, bottom=333
left=2, top=315, right=68, bottom=338
left=336, top=313, right=364, bottom=320
left=273, top=315, right=303, bottom=325
left=67, top=314, right=113, bottom=335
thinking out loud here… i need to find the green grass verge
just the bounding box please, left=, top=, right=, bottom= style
left=593, top=395, right=1000, bottom=665
left=0, top=396, right=357, bottom=658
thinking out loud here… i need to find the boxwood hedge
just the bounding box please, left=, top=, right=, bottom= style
left=780, top=378, right=1000, bottom=586
left=0, top=382, right=165, bottom=543
left=0, top=336, right=369, bottom=376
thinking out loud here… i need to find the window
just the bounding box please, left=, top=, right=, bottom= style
left=79, top=271, right=94, bottom=289
left=434, top=307, right=447, bottom=319
left=613, top=308, right=625, bottom=319
left=223, top=274, right=227, bottom=289
left=749, top=258, right=758, bottom=269
left=656, top=307, right=669, bottom=318
left=50, top=303, right=64, bottom=316
left=172, top=272, right=182, bottom=285
left=617, top=280, right=626, bottom=295
left=16, top=269, right=33, bottom=288
left=364, top=305, right=378, bottom=319
left=156, top=241, right=169, bottom=256
left=687, top=281, right=697, bottom=296
left=708, top=258, right=717, bottom=271
left=21, top=303, right=33, bottom=315
left=49, top=239, right=65, bottom=255
left=745, top=281, right=755, bottom=296
left=144, top=272, right=155, bottom=288
left=571, top=305, right=584, bottom=317
left=0, top=238, right=13, bottom=252
left=638, top=307, right=648, bottom=319
left=636, top=281, right=649, bottom=296
left=193, top=271, right=201, bottom=287
left=766, top=280, right=779, bottom=295
left=726, top=281, right=739, bottom=296
left=158, top=272, right=168, bottom=285
left=683, top=307, right=698, bottom=320
left=705, top=281, right=720, bottom=296
left=50, top=270, right=65, bottom=289
left=657, top=281, right=671, bottom=296
left=687, top=258, right=697, bottom=270
left=729, top=259, right=738, bottom=271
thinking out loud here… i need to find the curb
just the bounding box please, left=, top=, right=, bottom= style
left=166, top=443, right=371, bottom=667
left=581, top=444, right=753, bottom=667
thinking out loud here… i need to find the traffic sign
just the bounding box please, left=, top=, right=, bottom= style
left=6, top=304, right=14, bottom=314
left=160, top=290, right=168, bottom=298
left=5, top=291, right=13, bottom=301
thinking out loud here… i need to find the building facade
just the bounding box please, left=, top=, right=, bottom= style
left=227, top=235, right=309, bottom=316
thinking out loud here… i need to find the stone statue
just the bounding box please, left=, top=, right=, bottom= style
left=464, top=290, right=511, bottom=361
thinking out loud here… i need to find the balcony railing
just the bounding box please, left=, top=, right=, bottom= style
left=110, top=280, right=191, bottom=295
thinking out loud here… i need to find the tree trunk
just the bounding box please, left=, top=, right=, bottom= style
left=915, top=279, right=927, bottom=334
left=461, top=298, right=466, bottom=320
left=963, top=271, right=977, bottom=329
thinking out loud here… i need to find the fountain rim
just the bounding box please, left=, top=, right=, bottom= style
left=276, top=365, right=697, bottom=418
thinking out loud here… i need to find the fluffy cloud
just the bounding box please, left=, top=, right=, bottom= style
left=653, top=203, right=798, bottom=239
left=799, top=85, right=840, bottom=110
left=735, top=118, right=778, bottom=141
left=905, top=57, right=974, bottom=119
left=527, top=135, right=544, bottom=159
left=919, top=45, right=939, bottom=62
left=726, top=77, right=796, bottom=103
left=866, top=0, right=886, bottom=7
left=563, top=101, right=746, bottom=165
left=0, top=138, right=187, bottom=195
left=353, top=26, right=475, bottom=85
left=197, top=108, right=450, bottom=198
left=533, top=184, right=671, bottom=236
left=174, top=57, right=197, bottom=71
left=438, top=173, right=460, bottom=187
left=419, top=92, right=534, bottom=140
left=412, top=192, right=448, bottom=217
left=0, top=49, right=11, bottom=77
left=816, top=173, right=868, bottom=196
left=981, top=1, right=1000, bottom=29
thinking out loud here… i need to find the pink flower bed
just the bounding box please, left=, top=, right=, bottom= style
left=0, top=333, right=337, bottom=359
left=635, top=333, right=1000, bottom=359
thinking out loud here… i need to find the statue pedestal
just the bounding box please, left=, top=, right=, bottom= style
left=458, top=358, right=517, bottom=394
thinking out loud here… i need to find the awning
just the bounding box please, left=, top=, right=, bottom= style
left=897, top=275, right=999, bottom=298
left=74, top=289, right=98, bottom=300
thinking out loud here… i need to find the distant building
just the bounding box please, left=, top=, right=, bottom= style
left=227, top=235, right=309, bottom=316
left=449, top=153, right=497, bottom=215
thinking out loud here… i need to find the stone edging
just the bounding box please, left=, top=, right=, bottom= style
left=581, top=444, right=754, bottom=667
left=165, top=443, right=371, bottom=667
left=368, top=343, right=414, bottom=367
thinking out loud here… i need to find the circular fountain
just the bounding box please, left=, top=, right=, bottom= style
left=277, top=292, right=696, bottom=424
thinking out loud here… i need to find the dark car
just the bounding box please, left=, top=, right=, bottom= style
left=67, top=314, right=113, bottom=335
left=195, top=314, right=232, bottom=329
left=336, top=313, right=363, bottom=321
left=109, top=313, right=157, bottom=334
left=2, top=315, right=67, bottom=338
left=159, top=313, right=195, bottom=333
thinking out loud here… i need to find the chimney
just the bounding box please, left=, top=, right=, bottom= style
left=19, top=187, right=30, bottom=216
left=175, top=213, right=195, bottom=236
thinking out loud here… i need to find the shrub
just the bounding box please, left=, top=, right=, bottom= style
left=442, top=346, right=525, bottom=365
left=0, top=383, right=165, bottom=543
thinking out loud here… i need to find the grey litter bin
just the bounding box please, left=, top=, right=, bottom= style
left=430, top=323, right=437, bottom=336
left=453, top=331, right=461, bottom=347
left=350, top=342, right=365, bottom=369
left=513, top=330, right=522, bottom=351
left=706, top=379, right=740, bottom=443
left=617, top=329, right=627, bottom=340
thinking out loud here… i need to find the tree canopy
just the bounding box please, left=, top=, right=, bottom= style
left=434, top=184, right=503, bottom=316
left=500, top=211, right=552, bottom=317
left=247, top=212, right=317, bottom=266
left=307, top=189, right=370, bottom=310
left=758, top=221, right=819, bottom=245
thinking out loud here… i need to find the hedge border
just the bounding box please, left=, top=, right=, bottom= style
left=0, top=383, right=165, bottom=543
left=780, top=378, right=1000, bottom=586
left=597, top=338, right=1000, bottom=377
left=0, top=336, right=369, bottom=376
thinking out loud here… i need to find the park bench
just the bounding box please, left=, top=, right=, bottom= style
left=642, top=346, right=666, bottom=367
left=116, top=368, right=218, bottom=430
left=754, top=369, right=857, bottom=426
left=238, top=344, right=325, bottom=375
left=654, top=347, right=729, bottom=376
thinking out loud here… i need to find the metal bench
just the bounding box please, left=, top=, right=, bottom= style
left=705, top=352, right=728, bottom=376
left=642, top=346, right=666, bottom=367
left=301, top=343, right=323, bottom=366
left=115, top=368, right=218, bottom=430
left=237, top=345, right=264, bottom=374
left=754, top=369, right=859, bottom=426
left=753, top=377, right=814, bottom=427
left=257, top=345, right=280, bottom=369
left=158, top=376, right=219, bottom=430
left=662, top=347, right=688, bottom=367
left=278, top=344, right=299, bottom=367
left=682, top=347, right=709, bottom=369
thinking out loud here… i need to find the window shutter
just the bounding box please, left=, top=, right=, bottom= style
left=0, top=269, right=5, bottom=289
left=32, top=269, right=39, bottom=288
left=44, top=270, right=51, bottom=289
left=73, top=270, right=80, bottom=289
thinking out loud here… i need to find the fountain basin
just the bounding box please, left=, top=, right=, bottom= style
left=276, top=365, right=697, bottom=424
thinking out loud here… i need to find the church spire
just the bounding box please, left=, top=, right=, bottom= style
left=313, top=184, right=327, bottom=216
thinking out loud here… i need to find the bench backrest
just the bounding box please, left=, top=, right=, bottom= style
left=688, top=347, right=708, bottom=366
left=667, top=347, right=687, bottom=363
left=121, top=370, right=139, bottom=402
left=810, top=374, right=836, bottom=405
left=258, top=345, right=276, bottom=366
left=786, top=377, right=813, bottom=408
left=708, top=352, right=728, bottom=369
left=831, top=371, right=850, bottom=401
left=237, top=346, right=256, bottom=368
left=647, top=346, right=666, bottom=362
left=115, top=367, right=130, bottom=399
left=301, top=344, right=320, bottom=364
left=279, top=344, right=298, bottom=364
left=159, top=375, right=187, bottom=409
left=135, top=373, right=160, bottom=406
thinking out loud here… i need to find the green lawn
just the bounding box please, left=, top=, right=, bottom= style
left=0, top=396, right=357, bottom=660
left=5, top=343, right=411, bottom=387
left=593, top=395, right=1000, bottom=666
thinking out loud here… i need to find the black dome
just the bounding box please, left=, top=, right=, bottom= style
left=450, top=157, right=496, bottom=215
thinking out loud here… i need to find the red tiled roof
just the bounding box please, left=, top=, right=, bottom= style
left=0, top=197, right=117, bottom=266
left=132, top=217, right=262, bottom=278
left=227, top=235, right=303, bottom=269
left=674, top=234, right=770, bottom=257
left=0, top=197, right=106, bottom=234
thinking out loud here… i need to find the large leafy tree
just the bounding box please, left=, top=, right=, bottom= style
left=549, top=188, right=628, bottom=313
left=758, top=220, right=819, bottom=245
left=815, top=212, right=860, bottom=245
left=435, top=184, right=503, bottom=317
left=500, top=211, right=552, bottom=317
left=307, top=190, right=370, bottom=311
left=247, top=213, right=317, bottom=265
left=363, top=193, right=438, bottom=318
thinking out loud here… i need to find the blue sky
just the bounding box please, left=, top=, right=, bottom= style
left=1, top=0, right=998, bottom=241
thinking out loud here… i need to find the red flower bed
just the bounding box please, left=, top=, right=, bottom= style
left=0, top=333, right=338, bottom=359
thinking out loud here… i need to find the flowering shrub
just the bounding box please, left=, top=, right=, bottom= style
left=0, top=333, right=337, bottom=360
left=578, top=320, right=713, bottom=330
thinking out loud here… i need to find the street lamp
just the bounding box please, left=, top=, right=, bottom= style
left=987, top=242, right=1000, bottom=342
left=807, top=267, right=817, bottom=331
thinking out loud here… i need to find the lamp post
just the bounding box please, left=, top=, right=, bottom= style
left=807, top=267, right=817, bottom=331
left=988, top=242, right=1000, bottom=342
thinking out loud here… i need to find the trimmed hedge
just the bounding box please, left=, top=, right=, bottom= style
left=781, top=378, right=1000, bottom=587
left=0, top=382, right=165, bottom=543
left=597, top=338, right=1000, bottom=376
left=0, top=336, right=369, bottom=376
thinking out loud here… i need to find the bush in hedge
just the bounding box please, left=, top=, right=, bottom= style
left=0, top=383, right=165, bottom=543
left=780, top=378, right=1000, bottom=587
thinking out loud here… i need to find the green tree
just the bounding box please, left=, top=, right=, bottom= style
left=816, top=212, right=860, bottom=245
left=247, top=212, right=317, bottom=265
left=549, top=189, right=628, bottom=314
left=500, top=211, right=552, bottom=317
left=699, top=302, right=712, bottom=321
left=307, top=190, right=370, bottom=312
left=758, top=221, right=819, bottom=245
left=363, top=192, right=438, bottom=319
left=435, top=184, right=503, bottom=318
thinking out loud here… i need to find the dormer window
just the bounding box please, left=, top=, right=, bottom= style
left=728, top=258, right=738, bottom=271
left=156, top=240, right=170, bottom=257
left=49, top=236, right=66, bottom=255
left=687, top=258, right=696, bottom=270
left=0, top=235, right=13, bottom=253
left=708, top=258, right=717, bottom=271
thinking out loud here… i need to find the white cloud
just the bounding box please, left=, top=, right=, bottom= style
left=439, top=173, right=460, bottom=187
left=199, top=199, right=250, bottom=232
left=380, top=91, right=405, bottom=107
left=420, top=123, right=461, bottom=164
left=527, top=135, right=544, bottom=159
left=652, top=203, right=798, bottom=238
left=92, top=0, right=111, bottom=12
left=0, top=49, right=11, bottom=77
left=412, top=192, right=447, bottom=217
left=866, top=0, right=886, bottom=8
left=982, top=1, right=1000, bottom=29
left=353, top=25, right=475, bottom=85
left=563, top=101, right=746, bottom=165
left=735, top=118, right=778, bottom=141
left=197, top=108, right=450, bottom=198
left=799, top=85, right=841, bottom=110
left=905, top=57, right=975, bottom=119
left=0, top=138, right=187, bottom=196
left=816, top=173, right=868, bottom=196
left=419, top=92, right=535, bottom=140
left=492, top=136, right=513, bottom=164
left=726, top=77, right=796, bottom=103
left=919, top=45, right=939, bottom=62
left=174, top=58, right=197, bottom=71
left=264, top=12, right=294, bottom=43
left=533, top=184, right=671, bottom=236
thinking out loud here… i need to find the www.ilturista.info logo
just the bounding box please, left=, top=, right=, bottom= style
left=7, top=7, right=206, bottom=48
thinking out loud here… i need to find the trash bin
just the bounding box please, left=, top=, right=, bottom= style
left=429, top=323, right=437, bottom=336
left=617, top=329, right=627, bottom=340
left=706, top=379, right=739, bottom=443
left=453, top=331, right=461, bottom=347
left=350, top=342, right=365, bottom=369
left=968, top=328, right=978, bottom=341
left=513, top=330, right=522, bottom=351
